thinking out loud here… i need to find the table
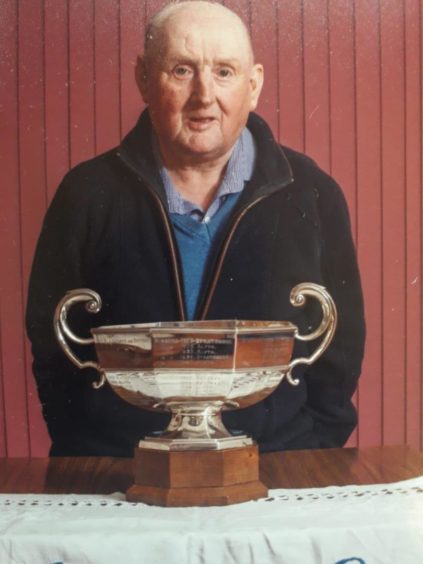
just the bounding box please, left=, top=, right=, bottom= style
left=1, top=446, right=422, bottom=564
left=0, top=445, right=422, bottom=494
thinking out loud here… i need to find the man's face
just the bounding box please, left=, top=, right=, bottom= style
left=138, top=9, right=263, bottom=166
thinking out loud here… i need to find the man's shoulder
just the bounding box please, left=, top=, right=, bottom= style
left=55, top=145, right=140, bottom=208
left=63, top=148, right=120, bottom=187
left=275, top=144, right=348, bottom=220
left=281, top=145, right=344, bottom=199
left=44, top=148, right=131, bottom=221
left=248, top=113, right=341, bottom=197
left=280, top=145, right=332, bottom=185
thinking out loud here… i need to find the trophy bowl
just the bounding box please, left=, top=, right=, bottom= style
left=54, top=283, right=337, bottom=452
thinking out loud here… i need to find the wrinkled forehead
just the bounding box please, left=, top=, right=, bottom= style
left=146, top=6, right=253, bottom=67
left=167, top=18, right=250, bottom=64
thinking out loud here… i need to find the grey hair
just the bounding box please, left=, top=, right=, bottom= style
left=143, top=0, right=254, bottom=67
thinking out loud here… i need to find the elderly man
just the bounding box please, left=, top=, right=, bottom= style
left=26, top=1, right=365, bottom=456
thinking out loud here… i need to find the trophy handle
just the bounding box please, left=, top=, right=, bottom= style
left=285, top=283, right=338, bottom=386
left=53, top=288, right=106, bottom=389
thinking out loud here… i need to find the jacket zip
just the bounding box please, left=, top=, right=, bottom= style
left=199, top=194, right=273, bottom=320
left=117, top=151, right=292, bottom=323
left=116, top=152, right=186, bottom=321
left=150, top=191, right=186, bottom=321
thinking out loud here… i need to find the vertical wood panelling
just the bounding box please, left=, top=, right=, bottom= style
left=277, top=0, right=304, bottom=153
left=4, top=0, right=43, bottom=456
left=69, top=0, right=95, bottom=167
left=19, top=0, right=47, bottom=287
left=355, top=0, right=383, bottom=447
left=327, top=0, right=356, bottom=229
left=44, top=0, right=70, bottom=204
left=303, top=0, right=330, bottom=172
left=95, top=0, right=121, bottom=154
left=380, top=0, right=407, bottom=444
left=0, top=307, right=6, bottom=456
left=251, top=0, right=279, bottom=138
left=0, top=0, right=20, bottom=457
left=421, top=0, right=423, bottom=453
left=404, top=0, right=422, bottom=450
left=120, top=0, right=145, bottom=136
left=1, top=0, right=422, bottom=455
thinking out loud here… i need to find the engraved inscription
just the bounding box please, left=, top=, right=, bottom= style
left=154, top=337, right=234, bottom=364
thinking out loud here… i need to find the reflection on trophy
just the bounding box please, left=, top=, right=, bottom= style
left=54, top=283, right=337, bottom=506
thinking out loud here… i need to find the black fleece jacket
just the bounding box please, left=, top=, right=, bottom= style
left=26, top=111, right=365, bottom=456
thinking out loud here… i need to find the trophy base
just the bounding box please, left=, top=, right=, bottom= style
left=126, top=444, right=268, bottom=507
left=126, top=481, right=268, bottom=507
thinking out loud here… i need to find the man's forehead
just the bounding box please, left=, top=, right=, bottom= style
left=145, top=2, right=254, bottom=67
left=159, top=12, right=251, bottom=65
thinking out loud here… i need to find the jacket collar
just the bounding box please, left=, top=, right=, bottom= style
left=117, top=109, right=294, bottom=204
left=246, top=112, right=293, bottom=190
left=117, top=110, right=167, bottom=202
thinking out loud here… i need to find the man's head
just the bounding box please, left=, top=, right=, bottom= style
left=136, top=0, right=264, bottom=167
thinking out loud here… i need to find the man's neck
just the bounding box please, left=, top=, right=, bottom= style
left=166, top=161, right=229, bottom=209
left=157, top=142, right=235, bottom=209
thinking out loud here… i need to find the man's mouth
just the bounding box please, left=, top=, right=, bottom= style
left=187, top=116, right=216, bottom=130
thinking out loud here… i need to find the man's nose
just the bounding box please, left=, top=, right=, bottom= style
left=191, top=69, right=215, bottom=105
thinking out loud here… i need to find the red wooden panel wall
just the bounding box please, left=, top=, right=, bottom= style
left=0, top=0, right=422, bottom=456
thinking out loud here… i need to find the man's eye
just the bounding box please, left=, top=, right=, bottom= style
left=173, top=66, right=192, bottom=78
left=216, top=68, right=233, bottom=78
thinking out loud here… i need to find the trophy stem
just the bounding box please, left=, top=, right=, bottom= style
left=139, top=401, right=252, bottom=451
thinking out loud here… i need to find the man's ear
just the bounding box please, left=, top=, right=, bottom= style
left=249, top=64, right=264, bottom=112
left=135, top=56, right=149, bottom=103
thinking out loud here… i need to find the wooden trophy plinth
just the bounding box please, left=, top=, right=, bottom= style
left=126, top=444, right=268, bottom=507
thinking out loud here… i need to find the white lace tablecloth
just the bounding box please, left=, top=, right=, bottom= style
left=1, top=477, right=422, bottom=564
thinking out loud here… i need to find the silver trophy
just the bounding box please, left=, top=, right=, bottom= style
left=54, top=282, right=337, bottom=505
left=54, top=283, right=337, bottom=452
